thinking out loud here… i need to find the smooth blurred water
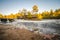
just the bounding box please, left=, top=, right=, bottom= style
left=1, top=19, right=60, bottom=34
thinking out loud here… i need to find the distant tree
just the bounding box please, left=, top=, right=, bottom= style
left=0, top=13, right=3, bottom=18
left=50, top=9, right=54, bottom=15
left=54, top=9, right=60, bottom=19
left=42, top=11, right=50, bottom=19
left=22, top=8, right=27, bottom=15
left=8, top=13, right=15, bottom=19
left=27, top=11, right=32, bottom=19
left=49, top=9, right=54, bottom=18
left=55, top=9, right=60, bottom=12
left=32, top=5, right=38, bottom=12
left=36, top=14, right=43, bottom=20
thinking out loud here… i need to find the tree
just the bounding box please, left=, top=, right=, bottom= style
left=36, top=14, right=43, bottom=20
left=32, top=5, right=38, bottom=12
left=53, top=9, right=60, bottom=19
left=42, top=11, right=50, bottom=19
left=55, top=9, right=60, bottom=12
left=22, top=8, right=27, bottom=15
left=8, top=13, right=15, bottom=19
left=27, top=11, right=32, bottom=19
left=50, top=9, right=53, bottom=15
left=0, top=13, right=3, bottom=18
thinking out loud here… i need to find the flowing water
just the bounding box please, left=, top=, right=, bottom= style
left=0, top=19, right=60, bottom=34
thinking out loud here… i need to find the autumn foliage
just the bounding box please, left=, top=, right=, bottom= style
left=0, top=5, right=60, bottom=20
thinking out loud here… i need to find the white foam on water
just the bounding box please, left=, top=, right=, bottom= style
left=1, top=19, right=60, bottom=34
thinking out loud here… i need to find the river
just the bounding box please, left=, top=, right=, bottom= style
left=0, top=19, right=60, bottom=34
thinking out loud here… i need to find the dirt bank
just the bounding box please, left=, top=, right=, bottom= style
left=0, top=24, right=60, bottom=40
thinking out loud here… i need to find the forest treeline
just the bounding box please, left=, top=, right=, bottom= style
left=0, top=5, right=60, bottom=20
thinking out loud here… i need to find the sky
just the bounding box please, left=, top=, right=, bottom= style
left=0, top=0, right=60, bottom=15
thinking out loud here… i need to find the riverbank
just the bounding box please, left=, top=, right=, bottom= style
left=0, top=24, right=60, bottom=40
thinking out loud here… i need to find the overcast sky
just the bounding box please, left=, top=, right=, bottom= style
left=0, top=0, right=60, bottom=15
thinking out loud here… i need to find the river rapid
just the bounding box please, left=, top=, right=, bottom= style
left=0, top=19, right=60, bottom=35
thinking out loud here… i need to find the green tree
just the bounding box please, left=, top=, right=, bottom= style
left=27, top=11, right=32, bottom=19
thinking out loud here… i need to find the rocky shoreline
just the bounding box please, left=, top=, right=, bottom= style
left=0, top=24, right=60, bottom=40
